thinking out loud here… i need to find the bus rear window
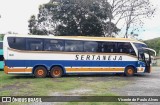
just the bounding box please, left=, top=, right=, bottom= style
left=8, top=37, right=26, bottom=50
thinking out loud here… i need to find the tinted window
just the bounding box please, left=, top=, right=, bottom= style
left=26, top=38, right=43, bottom=51
left=0, top=55, right=3, bottom=61
left=134, top=43, right=147, bottom=49
left=100, top=42, right=117, bottom=53
left=65, top=40, right=83, bottom=52
left=8, top=37, right=26, bottom=50
left=117, top=42, right=135, bottom=55
left=84, top=41, right=98, bottom=52
left=44, top=39, right=64, bottom=51
left=0, top=42, right=3, bottom=49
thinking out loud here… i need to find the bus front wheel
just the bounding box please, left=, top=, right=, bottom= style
left=125, top=66, right=135, bottom=77
left=34, top=66, right=47, bottom=78
left=50, top=66, right=63, bottom=78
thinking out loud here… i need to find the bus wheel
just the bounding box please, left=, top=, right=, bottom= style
left=50, top=66, right=63, bottom=78
left=125, top=67, right=135, bottom=77
left=34, top=66, right=47, bottom=78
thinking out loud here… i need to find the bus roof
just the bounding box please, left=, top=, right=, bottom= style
left=5, top=34, right=145, bottom=44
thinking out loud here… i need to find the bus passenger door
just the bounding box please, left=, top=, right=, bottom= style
left=138, top=50, right=151, bottom=73
left=144, top=51, right=151, bottom=73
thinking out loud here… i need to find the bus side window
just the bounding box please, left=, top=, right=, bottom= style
left=65, top=40, right=83, bottom=52
left=8, top=37, right=26, bottom=50
left=101, top=42, right=116, bottom=53
left=26, top=38, right=43, bottom=51
left=0, top=55, right=3, bottom=61
left=44, top=39, right=64, bottom=51
left=84, top=41, right=98, bottom=52
left=118, top=42, right=127, bottom=53
left=117, top=42, right=136, bottom=55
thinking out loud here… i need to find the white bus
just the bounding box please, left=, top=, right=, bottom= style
left=3, top=34, right=156, bottom=78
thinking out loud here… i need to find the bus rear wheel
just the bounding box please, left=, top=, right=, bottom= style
left=50, top=66, right=63, bottom=78
left=34, top=66, right=47, bottom=78
left=125, top=67, right=135, bottom=77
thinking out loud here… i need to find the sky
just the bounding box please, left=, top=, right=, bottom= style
left=0, top=0, right=160, bottom=40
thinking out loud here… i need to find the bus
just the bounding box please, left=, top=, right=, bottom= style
left=0, top=41, right=4, bottom=70
left=3, top=34, right=156, bottom=78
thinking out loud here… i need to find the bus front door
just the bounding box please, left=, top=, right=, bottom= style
left=138, top=50, right=151, bottom=73
left=145, top=52, right=151, bottom=73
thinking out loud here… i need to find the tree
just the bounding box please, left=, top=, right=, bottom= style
left=28, top=0, right=120, bottom=36
left=28, top=15, right=37, bottom=34
left=107, top=0, right=129, bottom=37
left=145, top=37, right=160, bottom=55
left=123, top=0, right=155, bottom=38
left=0, top=34, right=4, bottom=41
left=106, top=0, right=155, bottom=38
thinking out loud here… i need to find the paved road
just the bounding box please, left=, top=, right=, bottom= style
left=112, top=67, right=160, bottom=105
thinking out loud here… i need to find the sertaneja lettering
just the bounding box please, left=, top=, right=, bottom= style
left=75, top=55, right=123, bottom=61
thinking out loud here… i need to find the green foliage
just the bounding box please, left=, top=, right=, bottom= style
left=144, top=37, right=160, bottom=55
left=0, top=34, right=5, bottom=41
left=28, top=0, right=120, bottom=36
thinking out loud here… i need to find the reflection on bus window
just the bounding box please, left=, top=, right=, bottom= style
left=8, top=37, right=26, bottom=50
left=65, top=40, right=83, bottom=52
left=84, top=41, right=98, bottom=52
left=26, top=38, right=43, bottom=51
left=117, top=42, right=135, bottom=55
left=134, top=43, right=147, bottom=49
left=101, top=42, right=116, bottom=53
left=44, top=39, right=64, bottom=51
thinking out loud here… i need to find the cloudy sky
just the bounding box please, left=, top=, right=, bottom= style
left=0, top=0, right=159, bottom=40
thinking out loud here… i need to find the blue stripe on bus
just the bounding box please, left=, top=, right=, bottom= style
left=5, top=60, right=138, bottom=68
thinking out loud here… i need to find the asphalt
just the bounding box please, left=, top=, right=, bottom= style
left=112, top=67, right=160, bottom=105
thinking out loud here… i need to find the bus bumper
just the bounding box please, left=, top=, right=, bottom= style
left=4, top=66, right=9, bottom=74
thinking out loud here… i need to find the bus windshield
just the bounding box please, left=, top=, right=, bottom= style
left=134, top=43, right=147, bottom=49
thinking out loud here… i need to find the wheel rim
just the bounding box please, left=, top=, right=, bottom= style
left=128, top=69, right=133, bottom=75
left=53, top=68, right=61, bottom=76
left=37, top=69, right=44, bottom=76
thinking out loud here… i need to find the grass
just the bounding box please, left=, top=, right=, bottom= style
left=0, top=72, right=81, bottom=96
left=0, top=71, right=129, bottom=105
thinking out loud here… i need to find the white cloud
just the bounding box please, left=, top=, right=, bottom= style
left=0, top=0, right=49, bottom=34
left=139, top=31, right=160, bottom=40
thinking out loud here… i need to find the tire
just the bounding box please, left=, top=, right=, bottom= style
left=50, top=66, right=63, bottom=78
left=34, top=66, right=47, bottom=78
left=125, top=66, right=135, bottom=77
